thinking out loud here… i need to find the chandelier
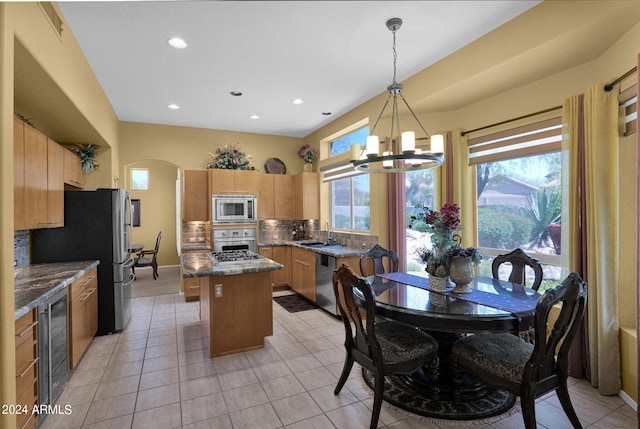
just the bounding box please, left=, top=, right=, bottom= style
left=350, top=18, right=444, bottom=172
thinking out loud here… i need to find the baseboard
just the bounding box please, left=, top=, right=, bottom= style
left=133, top=264, right=180, bottom=271
left=619, top=389, right=638, bottom=412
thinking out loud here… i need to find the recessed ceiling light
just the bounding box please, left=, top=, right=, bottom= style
left=230, top=91, right=243, bottom=97
left=322, top=112, right=332, bottom=116
left=167, top=38, right=187, bottom=49
left=292, top=99, right=304, bottom=105
left=250, top=115, right=260, bottom=120
left=167, top=104, right=180, bottom=110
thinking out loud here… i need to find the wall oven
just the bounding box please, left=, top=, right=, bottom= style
left=212, top=227, right=257, bottom=253
left=212, top=195, right=256, bottom=224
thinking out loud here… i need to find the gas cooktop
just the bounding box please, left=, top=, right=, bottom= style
left=209, top=250, right=262, bottom=263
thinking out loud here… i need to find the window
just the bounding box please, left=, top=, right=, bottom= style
left=325, top=126, right=370, bottom=231
left=469, top=117, right=563, bottom=292
left=405, top=169, right=435, bottom=273
left=131, top=168, right=149, bottom=190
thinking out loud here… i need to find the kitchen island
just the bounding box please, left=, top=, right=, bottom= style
left=181, top=252, right=283, bottom=357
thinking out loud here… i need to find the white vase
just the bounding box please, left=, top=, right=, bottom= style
left=428, top=275, right=450, bottom=292
left=449, top=256, right=473, bottom=294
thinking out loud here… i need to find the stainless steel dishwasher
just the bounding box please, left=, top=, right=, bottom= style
left=315, top=253, right=337, bottom=315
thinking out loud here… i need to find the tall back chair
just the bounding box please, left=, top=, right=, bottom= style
left=452, top=272, right=587, bottom=429
left=133, top=231, right=162, bottom=280
left=492, top=248, right=543, bottom=291
left=359, top=244, right=399, bottom=277
left=332, top=263, right=439, bottom=429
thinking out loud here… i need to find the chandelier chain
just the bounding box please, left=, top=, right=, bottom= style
left=392, top=28, right=398, bottom=85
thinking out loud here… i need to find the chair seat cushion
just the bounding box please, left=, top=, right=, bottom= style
left=375, top=322, right=438, bottom=365
left=136, top=257, right=153, bottom=265
left=452, top=333, right=534, bottom=384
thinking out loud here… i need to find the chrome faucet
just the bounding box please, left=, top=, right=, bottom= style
left=325, top=221, right=335, bottom=244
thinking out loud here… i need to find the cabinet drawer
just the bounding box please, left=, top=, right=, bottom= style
left=16, top=385, right=37, bottom=428
left=184, top=277, right=200, bottom=301
left=15, top=313, right=37, bottom=350
left=69, top=269, right=97, bottom=300
left=15, top=347, right=37, bottom=399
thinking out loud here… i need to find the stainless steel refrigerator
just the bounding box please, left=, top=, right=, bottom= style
left=33, top=188, right=135, bottom=335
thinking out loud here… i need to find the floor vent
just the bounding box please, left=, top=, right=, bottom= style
left=38, top=2, right=63, bottom=37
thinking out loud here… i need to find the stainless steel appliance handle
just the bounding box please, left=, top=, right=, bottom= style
left=47, top=301, right=53, bottom=401
left=124, top=257, right=135, bottom=269
left=125, top=192, right=133, bottom=254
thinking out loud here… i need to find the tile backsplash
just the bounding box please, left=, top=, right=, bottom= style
left=14, top=230, right=29, bottom=267
left=258, top=220, right=377, bottom=250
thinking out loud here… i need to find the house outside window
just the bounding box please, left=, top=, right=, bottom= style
left=405, top=169, right=435, bottom=272
left=131, top=168, right=149, bottom=191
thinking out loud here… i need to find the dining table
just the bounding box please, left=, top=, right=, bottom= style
left=361, top=271, right=542, bottom=421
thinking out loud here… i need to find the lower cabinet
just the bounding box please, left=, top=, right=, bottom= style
left=184, top=276, right=201, bottom=302
left=69, top=268, right=98, bottom=369
left=15, top=309, right=38, bottom=429
left=291, top=247, right=316, bottom=302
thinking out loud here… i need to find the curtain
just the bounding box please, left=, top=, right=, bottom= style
left=386, top=172, right=407, bottom=270
left=439, top=130, right=477, bottom=248
left=562, top=84, right=621, bottom=395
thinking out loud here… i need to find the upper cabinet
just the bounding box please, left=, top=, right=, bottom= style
left=14, top=118, right=64, bottom=230
left=258, top=173, right=293, bottom=220
left=293, top=172, right=320, bottom=220
left=209, top=169, right=258, bottom=195
left=183, top=170, right=210, bottom=221
left=63, top=148, right=85, bottom=189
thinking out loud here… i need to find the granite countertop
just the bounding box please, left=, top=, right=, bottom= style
left=259, top=241, right=366, bottom=258
left=181, top=245, right=212, bottom=252
left=14, top=260, right=100, bottom=320
left=181, top=253, right=283, bottom=278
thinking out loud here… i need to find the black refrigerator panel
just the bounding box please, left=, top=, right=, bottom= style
left=32, top=189, right=131, bottom=335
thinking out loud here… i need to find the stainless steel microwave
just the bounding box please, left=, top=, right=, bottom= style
left=212, top=195, right=256, bottom=224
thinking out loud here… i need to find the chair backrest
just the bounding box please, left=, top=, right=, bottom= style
left=152, top=231, right=162, bottom=258
left=526, top=272, right=587, bottom=385
left=492, top=248, right=543, bottom=291
left=333, top=263, right=382, bottom=368
left=360, top=244, right=399, bottom=277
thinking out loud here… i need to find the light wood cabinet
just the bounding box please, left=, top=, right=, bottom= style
left=273, top=246, right=291, bottom=286
left=68, top=268, right=98, bottom=369
left=14, top=117, right=26, bottom=230
left=291, top=247, right=316, bottom=302
left=63, top=148, right=85, bottom=189
left=183, top=170, right=210, bottom=221
left=209, top=169, right=258, bottom=195
left=294, top=172, right=320, bottom=220
left=184, top=277, right=200, bottom=302
left=15, top=309, right=38, bottom=429
left=258, top=173, right=293, bottom=220
left=200, top=272, right=273, bottom=357
left=14, top=119, right=64, bottom=230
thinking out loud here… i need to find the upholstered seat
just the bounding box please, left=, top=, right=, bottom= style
left=492, top=248, right=543, bottom=291
left=133, top=231, right=162, bottom=280
left=452, top=272, right=587, bottom=429
left=333, top=263, right=439, bottom=429
left=360, top=243, right=399, bottom=276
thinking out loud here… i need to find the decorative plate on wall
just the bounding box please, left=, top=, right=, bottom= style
left=264, top=158, right=286, bottom=174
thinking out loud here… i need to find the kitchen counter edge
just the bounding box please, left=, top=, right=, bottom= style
left=259, top=241, right=366, bottom=258
left=181, top=253, right=283, bottom=278
left=14, top=260, right=100, bottom=320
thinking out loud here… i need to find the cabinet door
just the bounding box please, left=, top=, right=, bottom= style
left=292, top=247, right=316, bottom=301
left=234, top=170, right=258, bottom=195
left=258, top=246, right=275, bottom=287
left=47, top=139, right=64, bottom=227
left=258, top=174, right=275, bottom=219
left=209, top=169, right=235, bottom=194
left=14, top=117, right=26, bottom=230
left=294, top=172, right=319, bottom=220
left=272, top=246, right=291, bottom=286
left=63, top=148, right=85, bottom=189
left=273, top=175, right=293, bottom=219
left=183, top=170, right=210, bottom=221
left=23, top=124, right=48, bottom=228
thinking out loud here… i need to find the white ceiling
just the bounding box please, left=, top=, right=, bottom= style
left=58, top=1, right=540, bottom=138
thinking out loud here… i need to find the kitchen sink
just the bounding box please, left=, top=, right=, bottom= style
left=298, top=241, right=343, bottom=248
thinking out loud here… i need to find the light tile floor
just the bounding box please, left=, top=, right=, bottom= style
left=40, top=291, right=637, bottom=429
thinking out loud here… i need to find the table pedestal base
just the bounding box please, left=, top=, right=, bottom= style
left=362, top=368, right=515, bottom=420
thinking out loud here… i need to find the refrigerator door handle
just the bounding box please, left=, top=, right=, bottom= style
left=124, top=257, right=135, bottom=269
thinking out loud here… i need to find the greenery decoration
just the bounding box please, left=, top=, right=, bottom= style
left=207, top=144, right=254, bottom=170
left=297, top=145, right=316, bottom=164
left=71, top=144, right=99, bottom=174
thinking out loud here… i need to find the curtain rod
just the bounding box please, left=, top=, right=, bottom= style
left=460, top=105, right=562, bottom=137
left=604, top=66, right=638, bottom=92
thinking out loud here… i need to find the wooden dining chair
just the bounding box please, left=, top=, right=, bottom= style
left=359, top=244, right=399, bottom=277
left=133, top=231, right=162, bottom=280
left=451, top=272, right=587, bottom=429
left=333, top=263, right=439, bottom=429
left=492, top=248, right=544, bottom=291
